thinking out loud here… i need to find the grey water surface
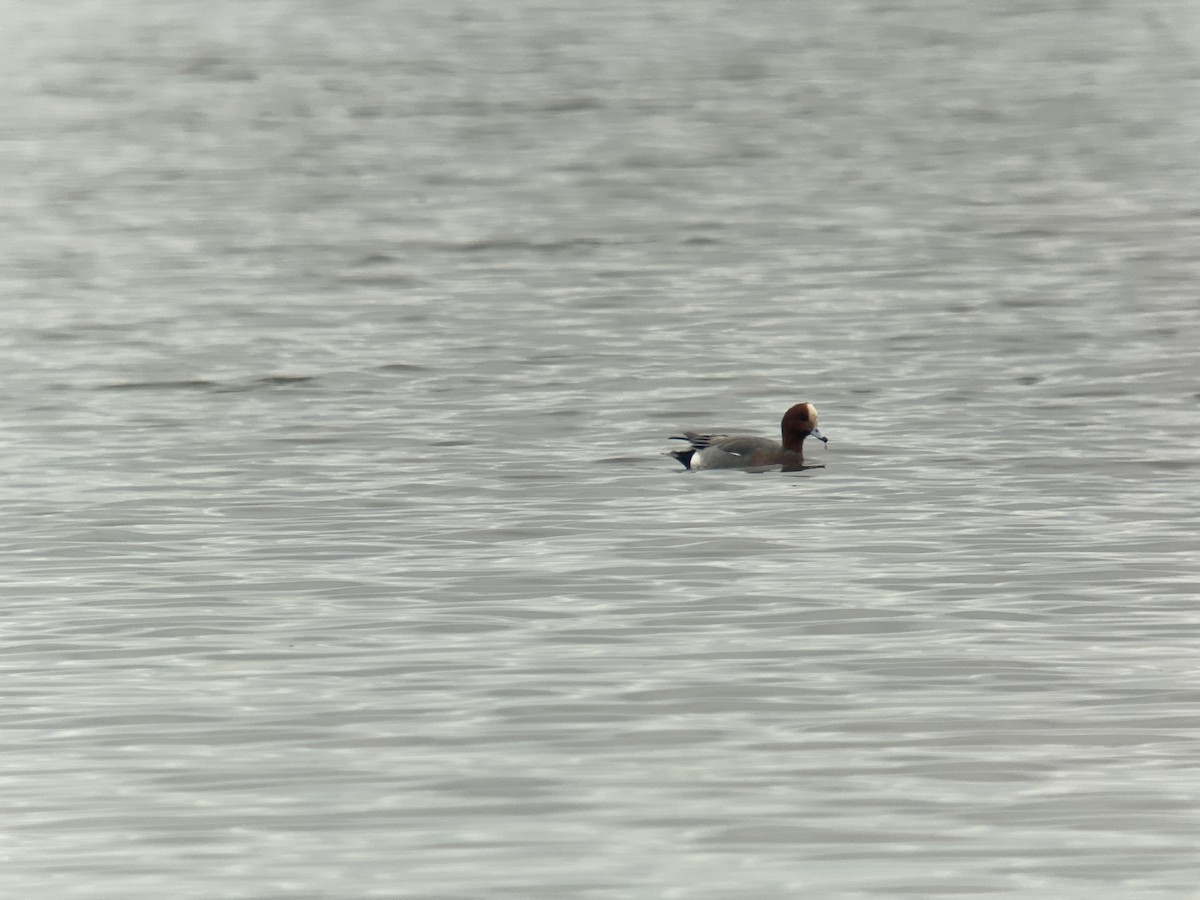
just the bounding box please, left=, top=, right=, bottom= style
left=2, top=1, right=1199, bottom=897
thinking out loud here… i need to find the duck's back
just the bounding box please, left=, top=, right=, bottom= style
left=674, top=433, right=786, bottom=470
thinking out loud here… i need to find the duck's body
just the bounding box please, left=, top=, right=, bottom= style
left=669, top=403, right=827, bottom=471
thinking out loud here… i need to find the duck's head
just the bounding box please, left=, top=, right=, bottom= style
left=781, top=402, right=827, bottom=449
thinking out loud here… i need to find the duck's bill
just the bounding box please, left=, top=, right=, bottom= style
left=810, top=428, right=828, bottom=444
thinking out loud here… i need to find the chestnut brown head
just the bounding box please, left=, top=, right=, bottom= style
left=780, top=402, right=827, bottom=451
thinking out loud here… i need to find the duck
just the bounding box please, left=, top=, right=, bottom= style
left=669, top=402, right=827, bottom=471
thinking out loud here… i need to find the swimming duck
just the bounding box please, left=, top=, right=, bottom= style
left=669, top=402, right=827, bottom=471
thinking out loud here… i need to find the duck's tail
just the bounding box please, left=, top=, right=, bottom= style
left=668, top=431, right=713, bottom=470
left=667, top=448, right=695, bottom=469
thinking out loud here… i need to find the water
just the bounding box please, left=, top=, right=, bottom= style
left=2, top=1, right=1199, bottom=897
